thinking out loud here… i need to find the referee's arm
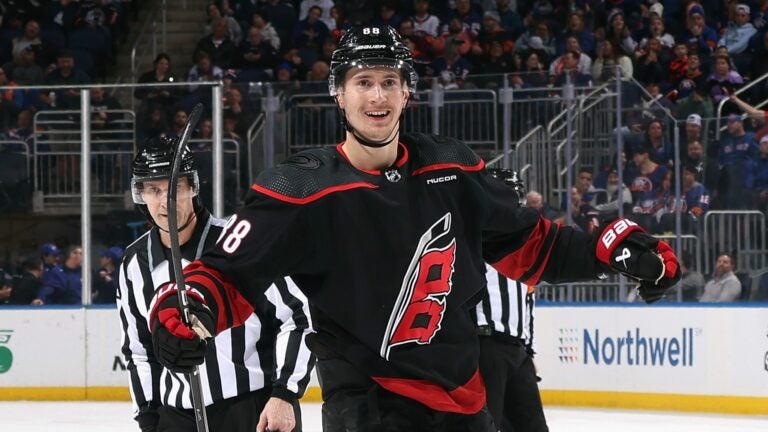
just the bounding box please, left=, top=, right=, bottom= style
left=265, top=277, right=315, bottom=401
left=116, top=254, right=162, bottom=429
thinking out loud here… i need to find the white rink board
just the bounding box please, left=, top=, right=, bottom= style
left=1, top=306, right=767, bottom=405
left=535, top=305, right=768, bottom=397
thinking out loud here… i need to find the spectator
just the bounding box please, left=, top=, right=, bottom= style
left=192, top=117, right=213, bottom=151
left=434, top=17, right=475, bottom=58
left=685, top=139, right=719, bottom=191
left=3, top=45, right=44, bottom=85
left=575, top=167, right=597, bottom=205
left=92, top=246, right=122, bottom=304
left=11, top=19, right=42, bottom=62
left=525, top=190, right=559, bottom=220
left=717, top=3, right=757, bottom=55
left=478, top=41, right=520, bottom=88
left=749, top=31, right=768, bottom=85
left=644, top=118, right=673, bottom=166
left=371, top=3, right=403, bottom=30
left=194, top=17, right=236, bottom=69
left=442, top=0, right=483, bottom=35
left=549, top=36, right=592, bottom=78
left=668, top=42, right=689, bottom=85
left=717, top=113, right=758, bottom=208
left=0, top=270, right=12, bottom=305
left=38, top=244, right=83, bottom=305
left=700, top=253, right=741, bottom=302
left=604, top=8, right=637, bottom=56
left=40, top=242, right=60, bottom=272
left=187, top=50, right=224, bottom=93
left=474, top=11, right=515, bottom=59
left=237, top=26, right=279, bottom=80
left=684, top=113, right=704, bottom=144
left=752, top=134, right=768, bottom=213
left=44, top=49, right=91, bottom=109
left=89, top=86, right=121, bottom=131
left=629, top=144, right=668, bottom=230
left=515, top=21, right=556, bottom=59
left=251, top=10, right=281, bottom=51
left=551, top=50, right=592, bottom=87
left=138, top=104, right=168, bottom=141
left=634, top=37, right=667, bottom=86
left=263, top=0, right=299, bottom=45
left=495, top=0, right=524, bottom=38
left=675, top=85, right=714, bottom=121
left=673, top=50, right=706, bottom=100
left=292, top=5, right=330, bottom=66
left=639, top=13, right=674, bottom=51
left=509, top=50, right=547, bottom=89
left=594, top=168, right=633, bottom=214
left=5, top=109, right=37, bottom=151
left=679, top=4, right=717, bottom=56
left=204, top=3, right=242, bottom=44
left=430, top=36, right=471, bottom=89
left=165, top=108, right=188, bottom=140
left=299, top=0, right=335, bottom=31
left=707, top=54, right=745, bottom=106
left=8, top=256, right=43, bottom=305
left=412, top=0, right=440, bottom=37
left=563, top=187, right=600, bottom=234
left=135, top=53, right=179, bottom=113
left=676, top=251, right=706, bottom=302
left=592, top=39, right=633, bottom=84
left=222, top=86, right=252, bottom=139
left=558, top=11, right=595, bottom=57
left=657, top=163, right=711, bottom=233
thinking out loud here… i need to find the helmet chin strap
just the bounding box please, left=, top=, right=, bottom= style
left=157, top=211, right=197, bottom=234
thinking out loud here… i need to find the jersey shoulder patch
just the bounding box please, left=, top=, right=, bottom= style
left=402, top=133, right=483, bottom=175
left=252, top=147, right=375, bottom=204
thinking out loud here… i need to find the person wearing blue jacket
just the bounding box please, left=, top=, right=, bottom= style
left=37, top=245, right=82, bottom=304
left=718, top=4, right=757, bottom=55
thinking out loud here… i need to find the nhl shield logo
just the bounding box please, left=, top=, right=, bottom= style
left=385, top=169, right=401, bottom=183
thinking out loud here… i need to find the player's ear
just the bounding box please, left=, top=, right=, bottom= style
left=336, top=93, right=345, bottom=109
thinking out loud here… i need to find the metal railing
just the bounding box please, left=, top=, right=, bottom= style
left=703, top=210, right=767, bottom=275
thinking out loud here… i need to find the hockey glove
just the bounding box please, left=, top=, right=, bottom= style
left=149, top=284, right=215, bottom=373
left=596, top=219, right=681, bottom=304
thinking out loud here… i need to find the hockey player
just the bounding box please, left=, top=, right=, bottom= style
left=117, top=137, right=313, bottom=432
left=148, top=26, right=680, bottom=431
left=475, top=169, right=548, bottom=432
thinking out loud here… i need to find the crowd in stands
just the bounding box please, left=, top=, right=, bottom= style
left=5, top=1, right=768, bottom=301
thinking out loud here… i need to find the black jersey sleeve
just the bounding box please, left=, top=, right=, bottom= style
left=481, top=172, right=605, bottom=286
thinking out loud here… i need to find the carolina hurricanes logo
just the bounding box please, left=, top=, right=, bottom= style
left=381, top=213, right=456, bottom=360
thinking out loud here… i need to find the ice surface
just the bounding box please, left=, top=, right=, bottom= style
left=0, top=401, right=766, bottom=432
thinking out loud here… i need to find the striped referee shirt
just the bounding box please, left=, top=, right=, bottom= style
left=116, top=209, right=314, bottom=418
left=473, top=263, right=536, bottom=352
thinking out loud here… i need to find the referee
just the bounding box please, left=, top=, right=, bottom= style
left=117, top=137, right=314, bottom=432
left=474, top=169, right=548, bottom=432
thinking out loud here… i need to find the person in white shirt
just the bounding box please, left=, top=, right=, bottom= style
left=700, top=253, right=742, bottom=302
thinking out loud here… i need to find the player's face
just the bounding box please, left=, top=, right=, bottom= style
left=141, top=178, right=196, bottom=231
left=337, top=67, right=409, bottom=143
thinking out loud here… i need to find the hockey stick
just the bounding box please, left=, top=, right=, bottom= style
left=167, top=103, right=209, bottom=432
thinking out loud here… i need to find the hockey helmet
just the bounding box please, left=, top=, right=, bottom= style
left=329, top=25, right=418, bottom=96
left=131, top=136, right=201, bottom=225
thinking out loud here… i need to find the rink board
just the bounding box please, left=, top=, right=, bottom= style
left=0, top=305, right=767, bottom=414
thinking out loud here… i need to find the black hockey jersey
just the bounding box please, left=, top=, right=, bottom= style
left=181, top=133, right=604, bottom=414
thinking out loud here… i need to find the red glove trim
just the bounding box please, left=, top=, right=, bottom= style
left=656, top=240, right=679, bottom=278
left=148, top=283, right=206, bottom=330
left=157, top=308, right=196, bottom=340
left=595, top=218, right=645, bottom=265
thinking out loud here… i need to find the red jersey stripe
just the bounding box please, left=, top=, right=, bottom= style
left=372, top=368, right=486, bottom=414
left=491, top=217, right=556, bottom=286
left=412, top=160, right=485, bottom=176
left=251, top=182, right=378, bottom=205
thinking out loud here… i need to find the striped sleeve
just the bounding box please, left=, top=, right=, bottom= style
left=263, top=277, right=315, bottom=400
left=116, top=250, right=162, bottom=422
